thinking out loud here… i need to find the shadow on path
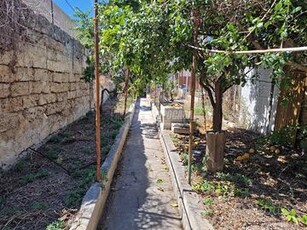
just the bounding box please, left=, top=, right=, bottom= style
left=99, top=98, right=182, bottom=230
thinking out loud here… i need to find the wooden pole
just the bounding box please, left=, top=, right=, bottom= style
left=201, top=87, right=207, bottom=129
left=94, top=0, right=101, bottom=182
left=188, top=9, right=199, bottom=185
left=123, top=69, right=130, bottom=117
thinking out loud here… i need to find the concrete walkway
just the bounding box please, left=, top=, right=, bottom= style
left=99, top=98, right=182, bottom=230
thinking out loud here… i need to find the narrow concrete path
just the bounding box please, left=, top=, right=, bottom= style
left=99, top=98, right=182, bottom=230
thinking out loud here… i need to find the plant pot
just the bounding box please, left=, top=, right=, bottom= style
left=206, top=131, right=226, bottom=172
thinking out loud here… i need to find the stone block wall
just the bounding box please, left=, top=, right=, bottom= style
left=0, top=0, right=92, bottom=168
left=23, top=0, right=77, bottom=38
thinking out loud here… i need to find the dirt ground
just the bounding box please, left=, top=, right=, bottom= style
left=172, top=127, right=307, bottom=230
left=0, top=94, right=130, bottom=230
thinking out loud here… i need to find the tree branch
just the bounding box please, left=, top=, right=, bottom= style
left=222, top=82, right=234, bottom=93
left=251, top=40, right=307, bottom=74
left=199, top=80, right=216, bottom=107
left=286, top=61, right=307, bottom=74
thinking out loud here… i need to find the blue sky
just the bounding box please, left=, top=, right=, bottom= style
left=52, top=0, right=94, bottom=18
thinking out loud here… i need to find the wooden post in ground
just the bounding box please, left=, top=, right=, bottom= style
left=94, top=0, right=101, bottom=182
left=206, top=131, right=226, bottom=172
left=201, top=87, right=207, bottom=129
left=123, top=69, right=130, bottom=117
left=188, top=9, right=199, bottom=185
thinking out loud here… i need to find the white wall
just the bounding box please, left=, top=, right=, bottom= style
left=239, top=67, right=279, bottom=134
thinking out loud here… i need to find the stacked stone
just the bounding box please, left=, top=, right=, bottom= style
left=0, top=1, right=91, bottom=169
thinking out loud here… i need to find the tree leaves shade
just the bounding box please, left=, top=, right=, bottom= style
left=76, top=0, right=306, bottom=129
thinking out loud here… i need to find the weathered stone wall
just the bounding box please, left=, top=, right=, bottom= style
left=23, top=0, right=77, bottom=38
left=0, top=0, right=92, bottom=168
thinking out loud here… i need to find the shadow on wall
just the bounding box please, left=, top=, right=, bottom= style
left=239, top=67, right=279, bottom=134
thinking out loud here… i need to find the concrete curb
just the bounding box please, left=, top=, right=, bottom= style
left=70, top=102, right=136, bottom=230
left=151, top=104, right=213, bottom=230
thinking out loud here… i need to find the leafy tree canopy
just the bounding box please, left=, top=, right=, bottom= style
left=75, top=0, right=306, bottom=129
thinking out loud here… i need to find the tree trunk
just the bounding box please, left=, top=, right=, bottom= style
left=212, top=80, right=223, bottom=132
left=266, top=81, right=275, bottom=134
left=154, top=82, right=157, bottom=106
left=123, top=69, right=130, bottom=117
left=201, top=88, right=207, bottom=129
left=206, top=79, right=225, bottom=172
left=100, top=88, right=108, bottom=115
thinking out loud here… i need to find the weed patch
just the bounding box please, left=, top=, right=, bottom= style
left=255, top=198, right=280, bottom=215
left=46, top=219, right=64, bottom=230
left=20, top=168, right=49, bottom=185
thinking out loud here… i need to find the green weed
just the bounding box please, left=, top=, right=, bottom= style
left=47, top=149, right=59, bottom=160
left=49, top=132, right=71, bottom=144
left=15, top=160, right=27, bottom=171
left=192, top=180, right=215, bottom=194
left=102, top=145, right=112, bottom=156
left=255, top=198, right=280, bottom=215
left=201, top=209, right=214, bottom=217
left=20, top=168, right=49, bottom=185
left=191, top=163, right=202, bottom=173
left=180, top=152, right=188, bottom=166
left=203, top=197, right=213, bottom=206
left=163, top=166, right=169, bottom=171
left=83, top=147, right=92, bottom=155
left=194, top=105, right=210, bottom=116
left=49, top=135, right=62, bottom=144
left=46, top=219, right=64, bottom=230
left=215, top=182, right=234, bottom=196
left=110, top=130, right=119, bottom=140
left=299, top=215, right=307, bottom=226
left=65, top=167, right=95, bottom=207
left=193, top=178, right=250, bottom=198
left=257, top=125, right=304, bottom=147
left=100, top=170, right=108, bottom=190
left=216, top=172, right=253, bottom=187
left=32, top=201, right=47, bottom=210
left=110, top=117, right=124, bottom=129
left=156, top=178, right=163, bottom=184
left=281, top=208, right=307, bottom=225
left=234, top=187, right=250, bottom=197
left=65, top=187, right=85, bottom=207
left=202, top=196, right=214, bottom=217
left=281, top=208, right=299, bottom=224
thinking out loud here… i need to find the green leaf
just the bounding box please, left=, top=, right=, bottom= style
left=275, top=2, right=283, bottom=11
left=299, top=215, right=307, bottom=225
left=256, top=22, right=263, bottom=28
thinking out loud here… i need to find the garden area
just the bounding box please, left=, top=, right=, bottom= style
left=0, top=94, right=131, bottom=230
left=88, top=0, right=306, bottom=228
left=171, top=126, right=307, bottom=229
left=1, top=0, right=307, bottom=229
